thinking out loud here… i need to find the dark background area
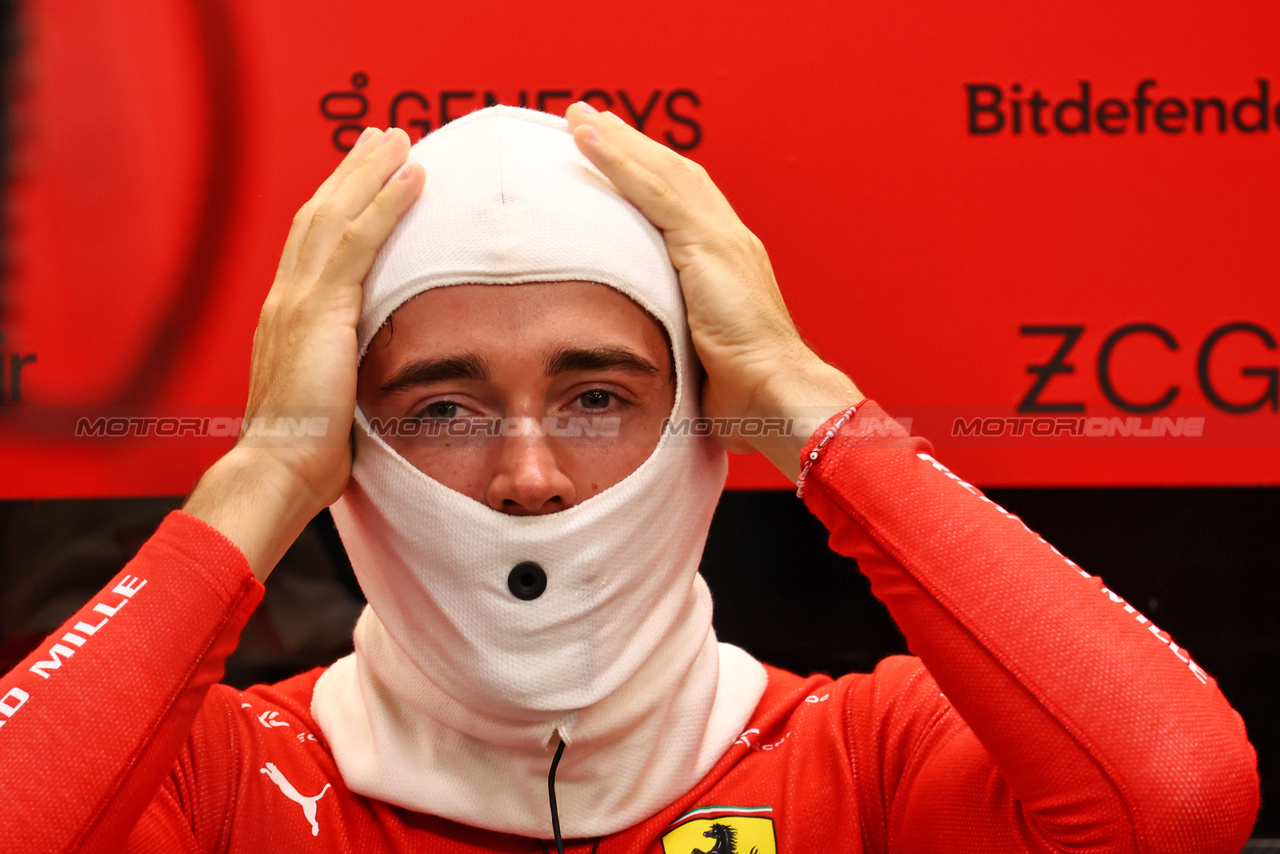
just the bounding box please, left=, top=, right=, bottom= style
left=707, top=487, right=1279, bottom=840
left=0, top=487, right=1275, bottom=837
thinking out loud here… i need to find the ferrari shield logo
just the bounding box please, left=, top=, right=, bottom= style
left=661, top=806, right=777, bottom=854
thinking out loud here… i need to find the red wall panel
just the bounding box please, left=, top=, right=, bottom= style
left=2, top=1, right=1277, bottom=496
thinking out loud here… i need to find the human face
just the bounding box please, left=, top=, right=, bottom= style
left=356, top=282, right=676, bottom=516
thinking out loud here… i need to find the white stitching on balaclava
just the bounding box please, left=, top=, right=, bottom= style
left=311, top=106, right=767, bottom=837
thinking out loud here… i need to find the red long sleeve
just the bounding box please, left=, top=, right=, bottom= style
left=0, top=512, right=263, bottom=854
left=799, top=401, right=1260, bottom=852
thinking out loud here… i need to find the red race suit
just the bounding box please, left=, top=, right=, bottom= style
left=0, top=402, right=1260, bottom=852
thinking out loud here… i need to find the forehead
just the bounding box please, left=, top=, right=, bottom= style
left=361, top=281, right=672, bottom=371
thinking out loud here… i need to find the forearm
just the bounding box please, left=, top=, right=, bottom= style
left=183, top=447, right=324, bottom=581
left=801, top=401, right=1258, bottom=852
left=0, top=512, right=263, bottom=853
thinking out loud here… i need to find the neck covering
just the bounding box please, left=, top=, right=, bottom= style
left=311, top=106, right=767, bottom=837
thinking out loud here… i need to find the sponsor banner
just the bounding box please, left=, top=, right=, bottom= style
left=2, top=1, right=1278, bottom=496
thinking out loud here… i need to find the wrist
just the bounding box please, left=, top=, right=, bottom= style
left=748, top=357, right=865, bottom=480
left=183, top=447, right=327, bottom=581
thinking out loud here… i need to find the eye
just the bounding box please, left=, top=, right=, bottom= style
left=578, top=390, right=613, bottom=409
left=420, top=401, right=459, bottom=419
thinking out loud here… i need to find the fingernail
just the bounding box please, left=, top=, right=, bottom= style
left=377, top=129, right=397, bottom=146
left=395, top=163, right=414, bottom=181
left=356, top=127, right=376, bottom=147
left=576, top=100, right=599, bottom=115
left=580, top=125, right=602, bottom=145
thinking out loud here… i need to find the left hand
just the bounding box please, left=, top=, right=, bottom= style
left=566, top=102, right=863, bottom=477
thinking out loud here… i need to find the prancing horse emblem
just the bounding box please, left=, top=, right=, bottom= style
left=260, top=762, right=331, bottom=836
left=660, top=810, right=777, bottom=854
left=693, top=823, right=755, bottom=854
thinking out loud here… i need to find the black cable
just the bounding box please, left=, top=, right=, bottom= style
left=547, top=736, right=568, bottom=854
left=537, top=829, right=601, bottom=850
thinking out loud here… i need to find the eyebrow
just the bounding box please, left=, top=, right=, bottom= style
left=376, top=346, right=668, bottom=399
left=543, top=346, right=665, bottom=379
left=376, top=355, right=491, bottom=398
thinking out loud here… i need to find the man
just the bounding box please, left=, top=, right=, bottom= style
left=0, top=105, right=1260, bottom=852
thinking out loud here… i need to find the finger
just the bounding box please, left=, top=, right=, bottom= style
left=566, top=103, right=674, bottom=173
left=570, top=121, right=695, bottom=234
left=568, top=107, right=737, bottom=238
left=274, top=128, right=387, bottom=284
left=292, top=128, right=415, bottom=282
left=316, top=160, right=426, bottom=305
left=310, top=127, right=387, bottom=204
left=568, top=104, right=714, bottom=201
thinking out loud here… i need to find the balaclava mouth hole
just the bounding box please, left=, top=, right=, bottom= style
left=357, top=279, right=681, bottom=510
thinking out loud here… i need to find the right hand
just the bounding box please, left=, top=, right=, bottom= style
left=185, top=128, right=424, bottom=578
left=242, top=127, right=424, bottom=510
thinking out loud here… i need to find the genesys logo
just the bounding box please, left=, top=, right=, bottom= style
left=1019, top=322, right=1278, bottom=414
left=966, top=79, right=1278, bottom=136
left=320, top=72, right=702, bottom=152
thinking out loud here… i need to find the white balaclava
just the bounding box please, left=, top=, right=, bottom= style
left=310, top=106, right=767, bottom=837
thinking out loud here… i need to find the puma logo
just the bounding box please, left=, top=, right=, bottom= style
left=260, top=762, right=331, bottom=836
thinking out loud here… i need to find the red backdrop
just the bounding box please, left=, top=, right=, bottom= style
left=3, top=0, right=1278, bottom=497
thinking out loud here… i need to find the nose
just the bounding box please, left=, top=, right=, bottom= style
left=485, top=417, right=576, bottom=515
